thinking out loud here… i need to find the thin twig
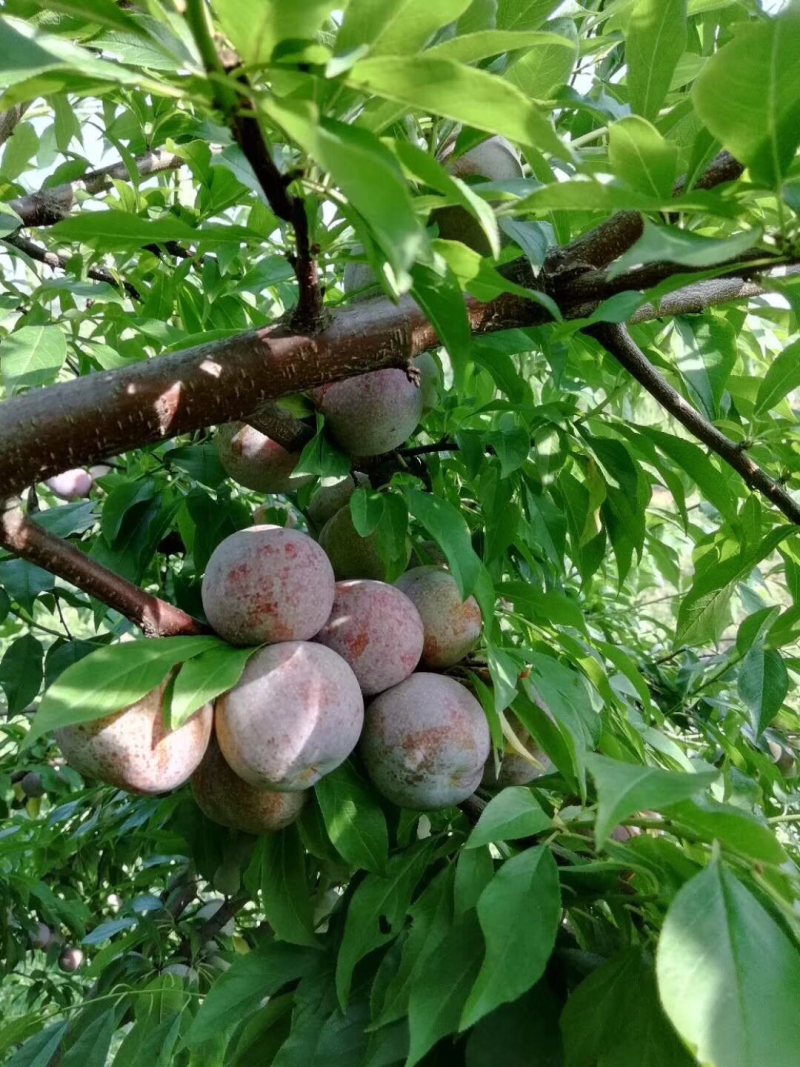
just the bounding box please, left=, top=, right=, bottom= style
left=588, top=323, right=800, bottom=526
left=4, top=232, right=141, bottom=301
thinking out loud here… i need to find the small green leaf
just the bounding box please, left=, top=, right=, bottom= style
left=350, top=488, right=384, bottom=537
left=1, top=325, right=66, bottom=393
left=460, top=846, right=561, bottom=1028
left=610, top=220, right=761, bottom=277
left=258, top=826, right=317, bottom=947
left=466, top=786, right=551, bottom=848
left=665, top=798, right=786, bottom=867
left=754, top=337, right=800, bottom=414
left=587, top=754, right=718, bottom=845
left=24, top=636, right=222, bottom=747
left=403, top=487, right=483, bottom=601
left=454, top=846, right=494, bottom=916
left=315, top=761, right=389, bottom=874
left=0, top=635, right=43, bottom=716
left=626, top=0, right=687, bottom=121
left=347, top=55, right=563, bottom=156
left=737, top=643, right=788, bottom=736
left=657, top=862, right=800, bottom=1067
left=609, top=115, right=679, bottom=199
left=169, top=644, right=258, bottom=728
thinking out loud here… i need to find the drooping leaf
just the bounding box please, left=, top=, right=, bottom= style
left=169, top=643, right=258, bottom=728
left=656, top=862, right=800, bottom=1067
left=626, top=0, right=687, bottom=121
left=315, top=760, right=389, bottom=874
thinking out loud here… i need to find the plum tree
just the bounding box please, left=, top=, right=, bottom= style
left=307, top=472, right=370, bottom=532
left=201, top=525, right=335, bottom=645
left=312, top=369, right=423, bottom=456
left=44, top=469, right=93, bottom=500
left=313, top=579, right=424, bottom=695
left=319, top=504, right=410, bottom=581
left=55, top=678, right=212, bottom=795
left=432, top=135, right=523, bottom=254
left=215, top=422, right=311, bottom=494
left=215, top=641, right=364, bottom=791
left=360, top=673, right=490, bottom=809
left=395, top=566, right=482, bottom=667
left=192, top=734, right=307, bottom=834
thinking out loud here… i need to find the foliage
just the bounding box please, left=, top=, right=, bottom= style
left=0, top=1, right=799, bottom=1066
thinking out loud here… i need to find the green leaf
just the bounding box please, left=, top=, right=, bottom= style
left=754, top=337, right=800, bottom=414
left=258, top=826, right=317, bottom=947
left=656, top=862, right=800, bottom=1067
left=609, top=220, right=761, bottom=277
left=626, top=0, right=687, bottom=121
left=335, top=841, right=432, bottom=1009
left=0, top=635, right=43, bottom=716
left=692, top=10, right=800, bottom=187
left=0, top=202, right=23, bottom=237
left=665, top=798, right=786, bottom=867
left=586, top=754, right=718, bottom=845
left=639, top=426, right=736, bottom=522
left=498, top=582, right=586, bottom=634
left=7, top=1021, right=68, bottom=1067
left=676, top=526, right=795, bottom=646
left=24, top=636, right=222, bottom=748
left=0, top=558, right=55, bottom=613
left=503, top=20, right=578, bottom=100
left=1, top=325, right=66, bottom=393
left=403, top=487, right=483, bottom=601
left=562, top=950, right=694, bottom=1067
left=350, top=488, right=384, bottom=537
left=609, top=115, right=679, bottom=200
left=212, top=0, right=338, bottom=66
left=50, top=212, right=252, bottom=249
left=346, top=56, right=563, bottom=156
left=466, top=786, right=551, bottom=848
left=454, top=846, right=494, bottom=915
left=671, top=314, right=737, bottom=420
left=737, top=643, right=788, bottom=736
left=314, top=760, right=389, bottom=874
left=336, top=0, right=470, bottom=57
left=294, top=415, right=352, bottom=479
left=169, top=644, right=258, bottom=729
left=495, top=0, right=561, bottom=31
left=264, top=100, right=427, bottom=284
left=410, top=263, right=473, bottom=392
left=187, top=942, right=320, bottom=1047
left=1, top=121, right=38, bottom=181
left=460, top=845, right=561, bottom=1028
left=406, top=911, right=484, bottom=1067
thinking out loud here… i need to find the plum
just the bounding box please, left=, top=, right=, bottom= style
left=192, top=734, right=307, bottom=834
left=201, top=525, right=335, bottom=645
left=482, top=713, right=553, bottom=788
left=319, top=506, right=387, bottom=581
left=307, top=472, right=370, bottom=533
left=360, top=673, right=490, bottom=809
left=56, top=678, right=212, bottom=795
left=215, top=641, right=364, bottom=791
left=216, top=421, right=311, bottom=494
left=58, top=947, right=84, bottom=972
left=395, top=566, right=482, bottom=667
left=314, top=579, right=424, bottom=695
left=312, top=369, right=422, bottom=456
left=44, top=468, right=93, bottom=500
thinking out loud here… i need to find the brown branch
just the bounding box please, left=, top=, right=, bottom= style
left=543, top=150, right=744, bottom=277
left=399, top=438, right=458, bottom=457
left=587, top=324, right=800, bottom=526
left=4, top=232, right=142, bottom=301
left=175, top=895, right=248, bottom=961
left=0, top=497, right=207, bottom=637
left=1, top=254, right=795, bottom=497
left=7, top=150, right=183, bottom=228
left=0, top=103, right=29, bottom=149
left=246, top=400, right=315, bottom=452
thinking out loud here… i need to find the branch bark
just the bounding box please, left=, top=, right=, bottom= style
left=8, top=150, right=183, bottom=228
left=0, top=103, right=29, bottom=149
left=3, top=232, right=142, bottom=301
left=587, top=323, right=800, bottom=526
left=0, top=498, right=207, bottom=637
left=1, top=255, right=794, bottom=497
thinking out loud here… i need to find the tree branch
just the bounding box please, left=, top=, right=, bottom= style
left=543, top=150, right=743, bottom=277
left=0, top=103, right=29, bottom=149
left=1, top=253, right=795, bottom=497
left=0, top=497, right=207, bottom=637
left=246, top=401, right=315, bottom=452
left=7, top=150, right=183, bottom=228
left=3, top=232, right=142, bottom=301
left=587, top=323, right=800, bottom=526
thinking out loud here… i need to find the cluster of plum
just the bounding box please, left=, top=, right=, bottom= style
left=50, top=135, right=553, bottom=830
